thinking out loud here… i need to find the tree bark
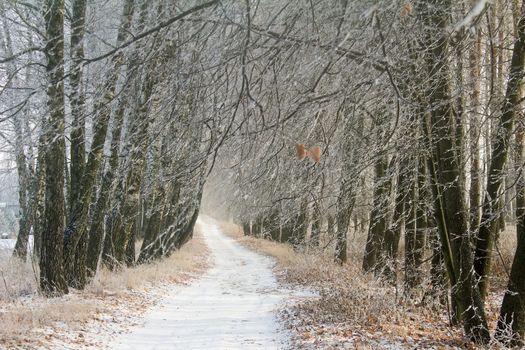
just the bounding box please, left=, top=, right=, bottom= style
left=39, top=0, right=68, bottom=296
left=469, top=27, right=482, bottom=233
left=495, top=4, right=525, bottom=341
left=242, top=221, right=251, bottom=236
left=68, top=0, right=87, bottom=218
left=33, top=131, right=47, bottom=258
left=85, top=95, right=126, bottom=277
left=382, top=156, right=407, bottom=283
left=404, top=167, right=418, bottom=289
left=336, top=114, right=360, bottom=264
left=310, top=207, right=321, bottom=247
left=0, top=4, right=33, bottom=261
left=475, top=0, right=525, bottom=301
left=63, top=0, right=135, bottom=287
left=406, top=156, right=427, bottom=291
left=417, top=0, right=490, bottom=342
left=335, top=178, right=353, bottom=264
left=363, top=155, right=388, bottom=273
left=495, top=114, right=525, bottom=346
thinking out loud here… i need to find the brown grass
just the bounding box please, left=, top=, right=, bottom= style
left=0, top=226, right=209, bottom=348
left=88, top=232, right=209, bottom=295
left=491, top=226, right=516, bottom=290
left=220, top=222, right=298, bottom=266
left=0, top=298, right=95, bottom=337
left=219, top=222, right=397, bottom=324
left=0, top=253, right=38, bottom=302
left=219, top=221, right=480, bottom=348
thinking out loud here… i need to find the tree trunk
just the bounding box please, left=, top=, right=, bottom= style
left=495, top=7, right=525, bottom=341
left=363, top=155, right=388, bottom=273
left=495, top=121, right=525, bottom=346
left=335, top=178, right=353, bottom=264
left=252, top=218, right=262, bottom=237
left=39, top=0, right=68, bottom=296
left=86, top=62, right=132, bottom=277
left=404, top=168, right=418, bottom=290
left=475, top=0, right=525, bottom=301
left=281, top=213, right=294, bottom=244
left=63, top=0, right=135, bottom=287
left=406, top=156, right=427, bottom=291
left=69, top=0, right=87, bottom=219
left=382, top=157, right=407, bottom=283
left=67, top=0, right=87, bottom=282
left=33, top=132, right=47, bottom=258
left=12, top=115, right=30, bottom=260
left=293, top=198, right=308, bottom=246
left=429, top=217, right=447, bottom=304
left=417, top=0, right=490, bottom=342
left=137, top=179, right=167, bottom=263
left=106, top=26, right=157, bottom=266
left=310, top=207, right=321, bottom=247
left=126, top=221, right=136, bottom=267
left=0, top=5, right=32, bottom=261
left=469, top=27, right=482, bottom=232
left=242, top=221, right=251, bottom=236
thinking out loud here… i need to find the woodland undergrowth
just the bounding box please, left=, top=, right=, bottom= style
left=0, top=226, right=209, bottom=348
left=221, top=221, right=516, bottom=349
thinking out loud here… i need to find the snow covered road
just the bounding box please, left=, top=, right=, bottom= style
left=112, top=217, right=293, bottom=349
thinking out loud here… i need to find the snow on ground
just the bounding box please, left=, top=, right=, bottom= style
left=0, top=236, right=34, bottom=257
left=110, top=217, right=307, bottom=350
left=0, top=238, right=17, bottom=254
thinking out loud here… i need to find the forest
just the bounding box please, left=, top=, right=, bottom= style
left=1, top=0, right=525, bottom=347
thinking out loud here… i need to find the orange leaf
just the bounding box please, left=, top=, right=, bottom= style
left=296, top=144, right=306, bottom=160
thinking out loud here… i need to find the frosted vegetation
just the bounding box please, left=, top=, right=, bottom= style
left=1, top=0, right=525, bottom=347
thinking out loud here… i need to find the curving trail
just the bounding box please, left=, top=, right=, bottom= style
left=112, top=217, right=293, bottom=349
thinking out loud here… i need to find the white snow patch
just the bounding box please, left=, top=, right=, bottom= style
left=453, top=0, right=489, bottom=32
left=110, top=217, right=306, bottom=349
left=0, top=238, right=16, bottom=251
left=0, top=236, right=34, bottom=258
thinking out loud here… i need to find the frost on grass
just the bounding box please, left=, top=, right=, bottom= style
left=0, top=226, right=209, bottom=349
left=111, top=218, right=294, bottom=350
left=220, top=222, right=490, bottom=349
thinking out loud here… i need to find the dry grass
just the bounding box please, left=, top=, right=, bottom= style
left=219, top=221, right=478, bottom=349
left=219, top=222, right=397, bottom=324
left=491, top=226, right=516, bottom=290
left=0, top=297, right=95, bottom=338
left=87, top=231, right=209, bottom=295
left=220, top=222, right=298, bottom=267
left=0, top=252, right=38, bottom=302
left=0, top=226, right=209, bottom=348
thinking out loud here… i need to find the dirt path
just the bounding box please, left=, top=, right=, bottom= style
left=111, top=217, right=293, bottom=349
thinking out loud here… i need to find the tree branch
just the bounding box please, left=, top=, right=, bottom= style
left=83, top=0, right=220, bottom=65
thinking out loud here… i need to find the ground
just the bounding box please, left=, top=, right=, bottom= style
left=0, top=217, right=516, bottom=349
left=110, top=217, right=311, bottom=349
left=219, top=222, right=512, bottom=349
left=0, top=225, right=209, bottom=349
